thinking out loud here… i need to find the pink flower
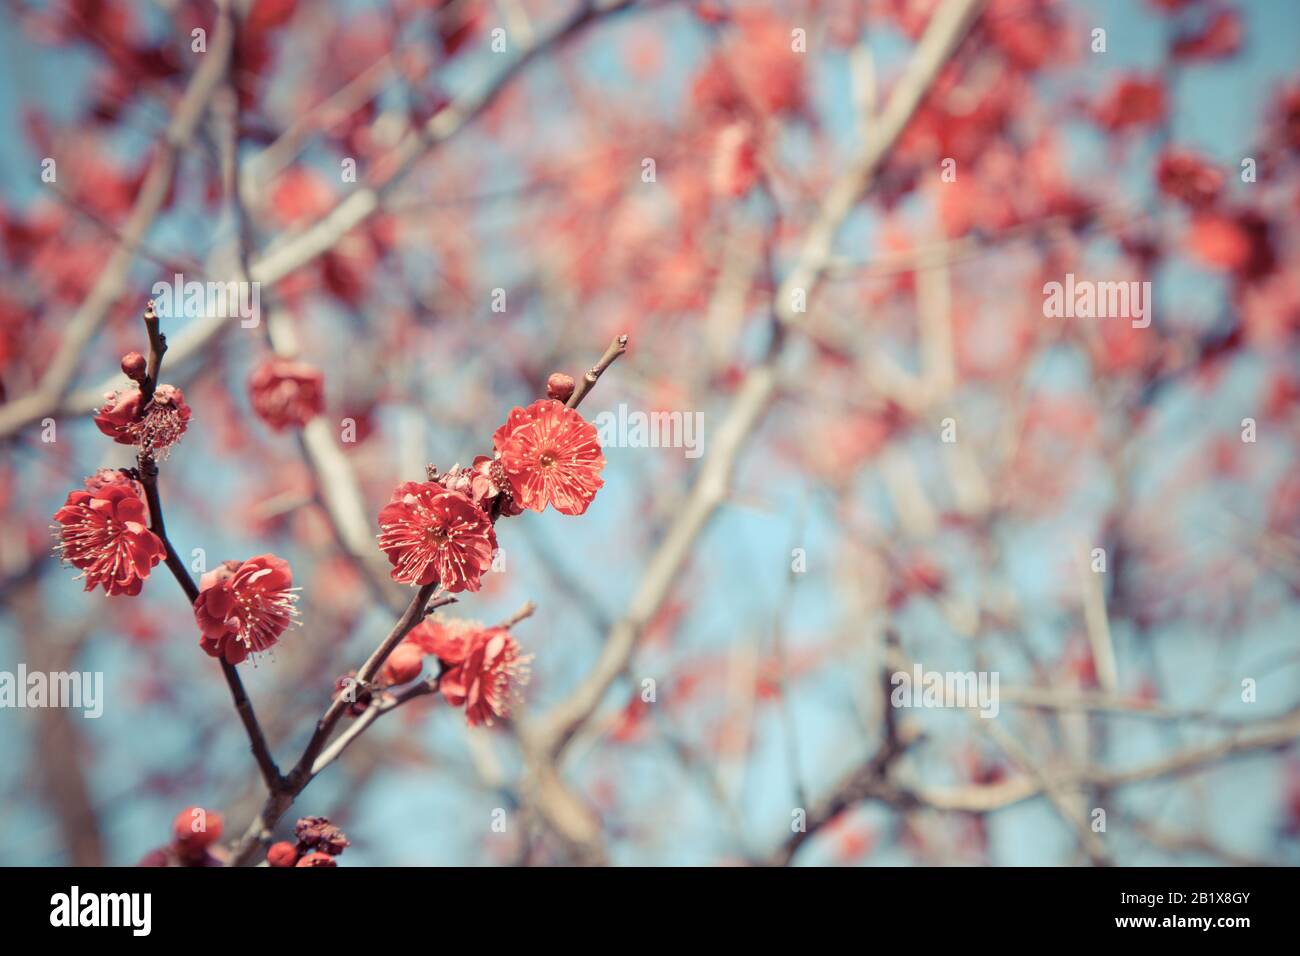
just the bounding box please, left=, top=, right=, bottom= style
left=492, top=399, right=605, bottom=515
left=52, top=481, right=164, bottom=596
left=437, top=627, right=531, bottom=727
left=248, top=357, right=325, bottom=430
left=194, top=554, right=298, bottom=664
left=94, top=383, right=192, bottom=454
left=376, top=482, right=497, bottom=590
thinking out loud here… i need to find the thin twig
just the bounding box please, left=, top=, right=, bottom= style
left=567, top=334, right=629, bottom=410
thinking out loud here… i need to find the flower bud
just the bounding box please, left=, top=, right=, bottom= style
left=267, top=841, right=299, bottom=867
left=121, top=351, right=147, bottom=381
left=382, top=643, right=424, bottom=686
left=546, top=372, right=575, bottom=403
left=172, top=806, right=223, bottom=851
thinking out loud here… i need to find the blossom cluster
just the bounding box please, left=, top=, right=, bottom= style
left=376, top=398, right=605, bottom=593
left=53, top=312, right=609, bottom=734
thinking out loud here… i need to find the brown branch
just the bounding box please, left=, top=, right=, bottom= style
left=566, top=334, right=629, bottom=410
left=494, top=601, right=537, bottom=630
left=518, top=0, right=990, bottom=856
left=226, top=581, right=439, bottom=866
left=310, top=675, right=441, bottom=777
left=136, top=452, right=282, bottom=792
left=45, top=0, right=656, bottom=431
left=133, top=268, right=284, bottom=795
left=770, top=631, right=913, bottom=866
left=139, top=300, right=166, bottom=406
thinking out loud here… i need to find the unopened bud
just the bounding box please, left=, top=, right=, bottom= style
left=382, top=643, right=424, bottom=686
left=122, top=351, right=147, bottom=381
left=546, top=372, right=576, bottom=402
left=267, top=841, right=299, bottom=867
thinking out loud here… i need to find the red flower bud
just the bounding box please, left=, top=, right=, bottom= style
left=172, top=806, right=223, bottom=853
left=382, top=643, right=424, bottom=686
left=267, top=841, right=299, bottom=867
left=296, top=852, right=337, bottom=867
left=121, top=351, right=147, bottom=381
left=546, top=372, right=576, bottom=403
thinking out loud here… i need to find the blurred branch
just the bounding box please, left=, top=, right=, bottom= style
left=0, top=6, right=235, bottom=439
left=55, top=0, right=656, bottom=425
left=520, top=0, right=988, bottom=859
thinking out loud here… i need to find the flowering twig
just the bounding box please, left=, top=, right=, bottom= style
left=309, top=605, right=535, bottom=777
left=227, top=329, right=626, bottom=864
left=137, top=456, right=282, bottom=792
left=226, top=582, right=439, bottom=865
left=132, top=296, right=283, bottom=794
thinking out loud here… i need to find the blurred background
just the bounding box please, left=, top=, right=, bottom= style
left=1, top=0, right=1299, bottom=866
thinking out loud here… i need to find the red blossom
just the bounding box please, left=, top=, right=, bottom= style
left=248, top=356, right=325, bottom=430
left=437, top=626, right=531, bottom=727
left=52, top=481, right=163, bottom=596
left=493, top=399, right=605, bottom=516
left=403, top=616, right=479, bottom=659
left=1156, top=148, right=1223, bottom=208
left=401, top=617, right=531, bottom=726
left=92, top=386, right=141, bottom=442
left=194, top=554, right=298, bottom=664
left=376, top=482, right=497, bottom=590
left=1092, top=76, right=1167, bottom=132
left=1187, top=209, right=1275, bottom=280
left=82, top=467, right=146, bottom=502
left=94, top=383, right=192, bottom=454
